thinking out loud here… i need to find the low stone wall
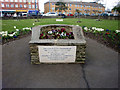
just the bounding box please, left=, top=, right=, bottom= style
left=29, top=24, right=86, bottom=64
left=29, top=43, right=86, bottom=64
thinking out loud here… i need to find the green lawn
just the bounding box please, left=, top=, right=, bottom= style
left=1, top=18, right=119, bottom=32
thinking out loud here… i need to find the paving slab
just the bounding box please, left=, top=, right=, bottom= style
left=85, top=37, right=118, bottom=88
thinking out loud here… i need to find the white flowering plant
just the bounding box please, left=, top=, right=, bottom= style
left=82, top=26, right=120, bottom=49
left=1, top=27, right=32, bottom=43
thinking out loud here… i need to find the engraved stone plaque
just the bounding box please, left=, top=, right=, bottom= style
left=38, top=46, right=76, bottom=63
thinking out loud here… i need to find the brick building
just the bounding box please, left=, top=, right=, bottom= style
left=0, top=0, right=39, bottom=16
left=44, top=0, right=105, bottom=15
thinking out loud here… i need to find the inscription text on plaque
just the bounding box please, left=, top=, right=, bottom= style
left=38, top=46, right=76, bottom=63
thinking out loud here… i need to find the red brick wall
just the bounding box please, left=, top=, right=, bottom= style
left=0, top=0, right=39, bottom=11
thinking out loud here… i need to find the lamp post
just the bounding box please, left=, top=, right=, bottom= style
left=35, top=0, right=37, bottom=15
left=0, top=11, right=2, bottom=17
left=49, top=0, right=50, bottom=12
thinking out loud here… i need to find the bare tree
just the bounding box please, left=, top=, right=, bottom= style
left=55, top=2, right=68, bottom=15
left=94, top=0, right=104, bottom=21
left=76, top=9, right=81, bottom=23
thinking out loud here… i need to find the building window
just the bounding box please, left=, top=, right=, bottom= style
left=84, top=5, right=85, bottom=7
left=80, top=9, right=82, bottom=11
left=28, top=0, right=31, bottom=2
left=36, top=5, right=38, bottom=8
left=52, top=3, right=54, bottom=5
left=52, top=7, right=54, bottom=11
left=81, top=5, right=82, bottom=7
left=75, top=4, right=77, bottom=7
left=69, top=4, right=72, bottom=7
left=32, top=5, right=34, bottom=8
left=19, top=0, right=22, bottom=2
left=59, top=12, right=61, bottom=14
left=24, top=0, right=26, bottom=3
left=11, top=4, right=14, bottom=7
left=20, top=4, right=22, bottom=8
left=78, top=5, right=79, bottom=7
left=32, top=0, right=34, bottom=3
left=10, top=0, right=13, bottom=2
left=15, top=0, right=17, bottom=2
left=6, top=4, right=9, bottom=7
left=69, top=8, right=71, bottom=10
left=15, top=4, right=18, bottom=8
left=24, top=4, right=27, bottom=8
left=29, top=5, right=31, bottom=8
left=1, top=3, right=4, bottom=7
left=5, top=0, right=8, bottom=2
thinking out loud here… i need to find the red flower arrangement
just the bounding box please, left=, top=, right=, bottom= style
left=39, top=28, right=74, bottom=39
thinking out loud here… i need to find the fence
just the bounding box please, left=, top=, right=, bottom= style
left=1, top=16, right=120, bottom=20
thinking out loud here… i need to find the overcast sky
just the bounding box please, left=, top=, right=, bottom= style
left=39, top=0, right=120, bottom=12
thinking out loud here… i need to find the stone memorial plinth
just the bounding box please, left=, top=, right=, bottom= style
left=29, top=24, right=86, bottom=64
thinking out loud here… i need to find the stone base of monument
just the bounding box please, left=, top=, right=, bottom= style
left=29, top=24, right=86, bottom=64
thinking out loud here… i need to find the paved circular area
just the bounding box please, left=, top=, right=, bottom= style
left=2, top=35, right=118, bottom=88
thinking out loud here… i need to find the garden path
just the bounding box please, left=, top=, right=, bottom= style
left=2, top=35, right=118, bottom=88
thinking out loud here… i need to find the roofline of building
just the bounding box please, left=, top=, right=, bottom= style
left=44, top=1, right=105, bottom=7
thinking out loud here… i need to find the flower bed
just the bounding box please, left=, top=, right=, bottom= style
left=39, top=28, right=74, bottom=39
left=0, top=27, right=32, bottom=44
left=82, top=26, right=120, bottom=52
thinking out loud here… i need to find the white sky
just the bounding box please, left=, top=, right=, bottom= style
left=39, top=0, right=120, bottom=12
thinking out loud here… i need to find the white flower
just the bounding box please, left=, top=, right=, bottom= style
left=93, top=30, right=96, bottom=33
left=2, top=34, right=7, bottom=36
left=95, top=28, right=104, bottom=31
left=88, top=28, right=91, bottom=30
left=56, top=32, right=59, bottom=35
left=0, top=31, right=4, bottom=34
left=13, top=32, right=17, bottom=35
left=60, top=32, right=64, bottom=36
left=4, top=31, right=8, bottom=34
left=14, top=26, right=16, bottom=29
left=25, top=27, right=29, bottom=29
left=33, top=23, right=35, bottom=25
left=116, top=30, right=120, bottom=33
left=60, top=32, right=66, bottom=36
left=23, top=28, right=25, bottom=30
left=48, top=31, right=52, bottom=34
left=64, top=33, right=66, bottom=36
left=92, top=27, right=96, bottom=30
left=16, top=29, right=19, bottom=31
left=76, top=25, right=79, bottom=26
left=23, top=27, right=31, bottom=30
left=29, top=28, right=32, bottom=30
left=8, top=34, right=14, bottom=37
left=84, top=27, right=88, bottom=31
left=1, top=31, right=8, bottom=36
